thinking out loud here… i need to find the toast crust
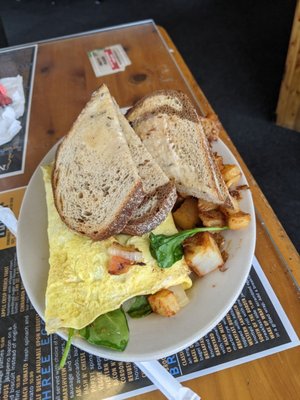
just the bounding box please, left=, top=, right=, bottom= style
left=122, top=181, right=177, bottom=235
left=127, top=89, right=234, bottom=208
left=126, top=89, right=199, bottom=124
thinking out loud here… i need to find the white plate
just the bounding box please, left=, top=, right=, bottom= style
left=17, top=139, right=256, bottom=362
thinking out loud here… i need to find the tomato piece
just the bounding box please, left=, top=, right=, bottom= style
left=108, top=255, right=134, bottom=275
left=0, top=84, right=12, bottom=107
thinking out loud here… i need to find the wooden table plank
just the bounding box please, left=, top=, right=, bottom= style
left=276, top=0, right=300, bottom=130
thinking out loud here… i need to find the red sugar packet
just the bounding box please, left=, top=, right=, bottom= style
left=0, top=83, right=12, bottom=107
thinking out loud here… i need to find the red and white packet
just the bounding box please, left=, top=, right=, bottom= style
left=88, top=44, right=131, bottom=77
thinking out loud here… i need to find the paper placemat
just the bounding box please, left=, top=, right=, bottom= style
left=0, top=188, right=299, bottom=400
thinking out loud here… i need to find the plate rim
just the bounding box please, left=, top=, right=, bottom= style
left=16, top=138, right=256, bottom=362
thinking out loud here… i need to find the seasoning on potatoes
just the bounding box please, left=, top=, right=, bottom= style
left=199, top=210, right=226, bottom=227
left=227, top=211, right=251, bottom=230
left=148, top=289, right=180, bottom=317
left=219, top=195, right=240, bottom=216
left=221, top=164, right=241, bottom=188
left=198, top=198, right=218, bottom=212
left=183, top=232, right=224, bottom=277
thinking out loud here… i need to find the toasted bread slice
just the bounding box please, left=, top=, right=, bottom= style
left=113, top=101, right=177, bottom=235
left=126, top=90, right=233, bottom=208
left=52, top=85, right=144, bottom=240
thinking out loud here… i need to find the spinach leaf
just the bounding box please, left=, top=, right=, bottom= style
left=150, top=226, right=229, bottom=268
left=59, top=328, right=74, bottom=369
left=79, top=308, right=129, bottom=351
left=127, top=296, right=152, bottom=318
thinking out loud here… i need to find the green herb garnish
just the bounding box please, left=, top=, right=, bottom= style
left=150, top=226, right=229, bottom=268
left=127, top=296, right=152, bottom=318
left=79, top=308, right=129, bottom=351
left=59, top=328, right=74, bottom=369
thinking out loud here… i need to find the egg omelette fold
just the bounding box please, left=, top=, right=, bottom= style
left=42, top=165, right=192, bottom=334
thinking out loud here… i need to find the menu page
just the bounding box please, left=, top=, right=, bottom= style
left=0, top=188, right=299, bottom=400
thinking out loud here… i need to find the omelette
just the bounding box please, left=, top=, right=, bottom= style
left=42, top=165, right=192, bottom=334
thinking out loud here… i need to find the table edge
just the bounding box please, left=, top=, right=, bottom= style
left=157, top=25, right=300, bottom=289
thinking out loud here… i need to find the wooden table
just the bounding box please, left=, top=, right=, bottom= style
left=276, top=0, right=300, bottom=131
left=0, top=20, right=299, bottom=400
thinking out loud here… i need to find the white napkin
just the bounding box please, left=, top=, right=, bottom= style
left=0, top=75, right=25, bottom=146
left=0, top=206, right=18, bottom=236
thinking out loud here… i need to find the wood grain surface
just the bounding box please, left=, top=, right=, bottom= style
left=276, top=0, right=300, bottom=131
left=0, top=21, right=299, bottom=400
left=1, top=22, right=202, bottom=192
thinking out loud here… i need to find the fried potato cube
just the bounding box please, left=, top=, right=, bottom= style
left=222, top=165, right=241, bottom=188
left=198, top=198, right=218, bottom=212
left=222, top=164, right=241, bottom=181
left=219, top=195, right=240, bottom=216
left=183, top=232, right=224, bottom=277
left=227, top=211, right=251, bottom=230
left=148, top=289, right=180, bottom=317
left=226, top=175, right=242, bottom=189
left=173, top=197, right=200, bottom=230
left=199, top=210, right=226, bottom=227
